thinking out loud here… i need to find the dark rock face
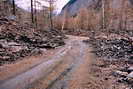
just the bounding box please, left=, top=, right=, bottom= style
left=61, top=0, right=99, bottom=16
left=61, top=0, right=133, bottom=16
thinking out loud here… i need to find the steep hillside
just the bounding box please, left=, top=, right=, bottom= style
left=61, top=0, right=133, bottom=16
left=0, top=0, right=65, bottom=66
left=61, top=0, right=95, bottom=16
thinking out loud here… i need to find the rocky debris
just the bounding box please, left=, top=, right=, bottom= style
left=113, top=66, right=133, bottom=86
left=90, top=58, right=132, bottom=89
left=84, top=30, right=133, bottom=87
left=0, top=17, right=65, bottom=65
left=127, top=67, right=133, bottom=73
left=128, top=72, right=133, bottom=78
left=113, top=70, right=128, bottom=77
left=84, top=33, right=133, bottom=61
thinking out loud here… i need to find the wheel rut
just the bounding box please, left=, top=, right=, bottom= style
left=0, top=36, right=93, bottom=89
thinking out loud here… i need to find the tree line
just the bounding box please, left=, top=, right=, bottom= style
left=11, top=0, right=56, bottom=29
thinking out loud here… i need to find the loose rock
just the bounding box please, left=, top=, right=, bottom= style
left=0, top=17, right=65, bottom=65
left=127, top=67, right=133, bottom=73
left=113, top=71, right=128, bottom=77
left=127, top=72, right=133, bottom=78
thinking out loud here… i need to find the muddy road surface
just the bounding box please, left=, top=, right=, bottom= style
left=0, top=36, right=94, bottom=89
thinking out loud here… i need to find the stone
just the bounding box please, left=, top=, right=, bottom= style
left=86, top=36, right=133, bottom=60
left=113, top=71, right=128, bottom=77
left=126, top=77, right=133, bottom=84
left=127, top=67, right=133, bottom=73
left=127, top=72, right=133, bottom=78
left=0, top=17, right=65, bottom=66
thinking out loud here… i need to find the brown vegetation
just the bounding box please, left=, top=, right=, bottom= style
left=54, top=0, right=133, bottom=37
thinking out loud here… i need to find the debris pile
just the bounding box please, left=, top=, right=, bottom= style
left=83, top=30, right=133, bottom=88
left=84, top=33, right=133, bottom=61
left=0, top=17, right=65, bottom=65
left=113, top=66, right=133, bottom=87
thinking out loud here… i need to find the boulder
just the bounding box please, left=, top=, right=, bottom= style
left=113, top=71, right=128, bottom=77
left=0, top=17, right=65, bottom=66
left=127, top=72, right=133, bottom=78
left=127, top=67, right=133, bottom=73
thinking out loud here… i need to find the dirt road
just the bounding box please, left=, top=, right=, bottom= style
left=0, top=36, right=95, bottom=89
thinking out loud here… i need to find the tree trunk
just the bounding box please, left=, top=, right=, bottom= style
left=12, top=0, right=16, bottom=15
left=49, top=0, right=53, bottom=29
left=31, top=0, right=34, bottom=23
left=102, top=0, right=105, bottom=30
left=61, top=11, right=67, bottom=31
left=34, top=0, right=38, bottom=28
left=119, top=0, right=125, bottom=30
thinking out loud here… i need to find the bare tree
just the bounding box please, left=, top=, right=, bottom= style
left=119, top=0, right=125, bottom=30
left=49, top=0, right=53, bottom=29
left=45, top=0, right=57, bottom=29
left=102, top=0, right=105, bottom=30
left=31, top=0, right=34, bottom=23
left=12, top=0, right=16, bottom=15
left=34, top=0, right=39, bottom=28
left=123, top=1, right=128, bottom=30
left=61, top=10, right=67, bottom=31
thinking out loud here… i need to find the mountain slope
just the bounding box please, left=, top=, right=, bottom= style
left=61, top=0, right=95, bottom=16
left=61, top=0, right=133, bottom=16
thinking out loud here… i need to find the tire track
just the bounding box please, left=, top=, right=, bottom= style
left=0, top=36, right=90, bottom=89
